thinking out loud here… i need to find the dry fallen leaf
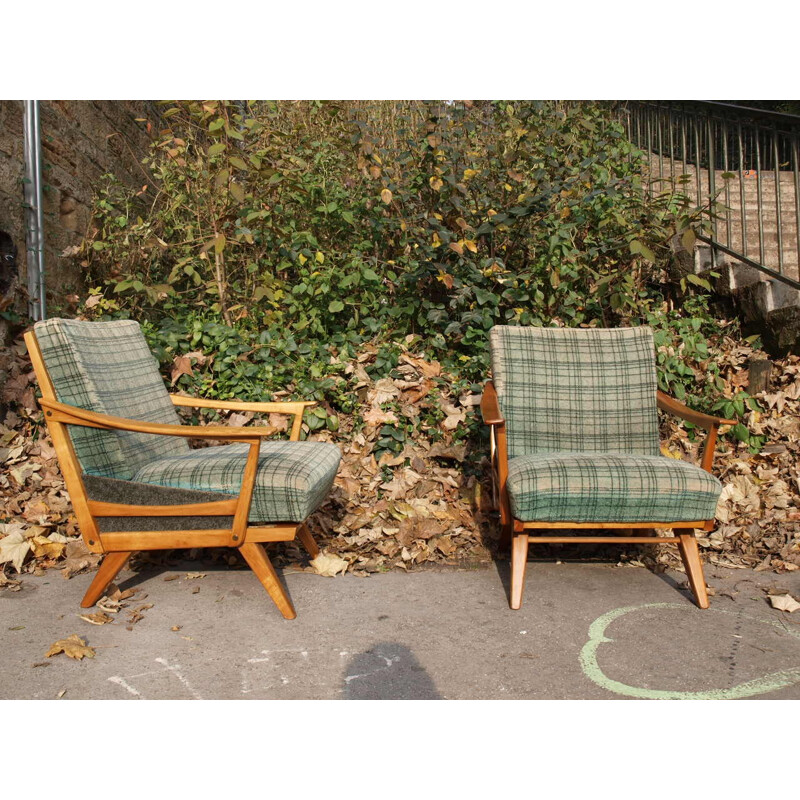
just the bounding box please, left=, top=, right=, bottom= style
left=0, top=531, right=32, bottom=573
left=769, top=594, right=800, bottom=613
left=46, top=634, right=96, bottom=660
left=185, top=572, right=206, bottom=580
left=78, top=612, right=114, bottom=626
left=310, top=551, right=349, bottom=577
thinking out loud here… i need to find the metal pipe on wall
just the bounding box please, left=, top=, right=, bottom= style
left=23, top=100, right=46, bottom=320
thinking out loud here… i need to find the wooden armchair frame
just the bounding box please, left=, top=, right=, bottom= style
left=481, top=380, right=735, bottom=611
left=25, top=329, right=321, bottom=620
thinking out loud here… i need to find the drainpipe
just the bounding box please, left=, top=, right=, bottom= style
left=23, top=100, right=46, bottom=320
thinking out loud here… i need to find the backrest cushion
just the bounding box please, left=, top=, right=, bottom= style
left=489, top=326, right=659, bottom=459
left=34, top=318, right=188, bottom=479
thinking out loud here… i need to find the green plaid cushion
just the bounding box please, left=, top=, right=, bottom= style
left=133, top=441, right=341, bottom=523
left=506, top=452, right=722, bottom=522
left=34, top=318, right=188, bottom=480
left=489, top=326, right=660, bottom=459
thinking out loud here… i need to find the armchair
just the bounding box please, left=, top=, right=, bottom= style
left=482, top=325, right=733, bottom=610
left=25, top=318, right=341, bottom=619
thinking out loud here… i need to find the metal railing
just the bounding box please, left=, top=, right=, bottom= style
left=622, top=101, right=800, bottom=290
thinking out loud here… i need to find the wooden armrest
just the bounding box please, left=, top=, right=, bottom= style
left=657, top=391, right=736, bottom=430
left=40, top=398, right=276, bottom=440
left=170, top=395, right=316, bottom=415
left=481, top=381, right=505, bottom=426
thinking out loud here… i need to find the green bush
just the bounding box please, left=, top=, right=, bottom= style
left=76, top=100, right=757, bottom=441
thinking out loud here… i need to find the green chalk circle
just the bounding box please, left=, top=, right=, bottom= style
left=580, top=602, right=800, bottom=700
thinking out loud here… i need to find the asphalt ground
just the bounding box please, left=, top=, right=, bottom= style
left=2, top=556, right=800, bottom=700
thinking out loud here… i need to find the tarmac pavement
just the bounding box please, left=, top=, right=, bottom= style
left=2, top=558, right=800, bottom=700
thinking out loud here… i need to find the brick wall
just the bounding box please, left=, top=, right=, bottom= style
left=0, top=100, right=159, bottom=314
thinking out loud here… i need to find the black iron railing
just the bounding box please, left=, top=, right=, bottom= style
left=622, top=101, right=800, bottom=290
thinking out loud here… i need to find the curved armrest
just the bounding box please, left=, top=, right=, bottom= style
left=40, top=398, right=276, bottom=440
left=170, top=395, right=315, bottom=414
left=657, top=391, right=736, bottom=430
left=481, top=381, right=505, bottom=426
left=170, top=394, right=313, bottom=441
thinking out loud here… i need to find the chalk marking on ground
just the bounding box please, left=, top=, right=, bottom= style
left=107, top=676, right=143, bottom=698
left=155, top=657, right=204, bottom=700
left=344, top=654, right=400, bottom=684
left=580, top=602, right=800, bottom=700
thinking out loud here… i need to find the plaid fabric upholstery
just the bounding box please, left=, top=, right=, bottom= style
left=35, top=318, right=188, bottom=480
left=506, top=453, right=722, bottom=523
left=133, top=441, right=341, bottom=523
left=489, top=326, right=660, bottom=459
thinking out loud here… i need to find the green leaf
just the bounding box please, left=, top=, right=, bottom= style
left=229, top=182, right=245, bottom=203
left=328, top=300, right=345, bottom=313
left=629, top=240, right=656, bottom=262
left=208, top=142, right=226, bottom=156
left=686, top=274, right=711, bottom=291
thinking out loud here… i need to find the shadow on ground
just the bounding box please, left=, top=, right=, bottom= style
left=342, top=642, right=442, bottom=699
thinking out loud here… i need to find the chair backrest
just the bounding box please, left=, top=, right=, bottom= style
left=33, top=318, right=188, bottom=480
left=489, top=325, right=660, bottom=459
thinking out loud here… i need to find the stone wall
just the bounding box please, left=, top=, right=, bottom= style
left=0, top=101, right=159, bottom=315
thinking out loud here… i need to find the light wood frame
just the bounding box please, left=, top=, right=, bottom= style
left=481, top=380, right=736, bottom=611
left=24, top=329, right=323, bottom=620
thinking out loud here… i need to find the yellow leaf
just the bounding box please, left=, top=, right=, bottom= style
left=449, top=242, right=464, bottom=256
left=429, top=176, right=443, bottom=192
left=213, top=233, right=226, bottom=254
left=381, top=188, right=393, bottom=204
left=463, top=169, right=479, bottom=181
left=369, top=165, right=381, bottom=179
left=464, top=240, right=478, bottom=254
left=660, top=446, right=683, bottom=460
left=46, top=634, right=95, bottom=661
left=315, top=251, right=324, bottom=264
left=431, top=233, right=442, bottom=248
left=30, top=536, right=66, bottom=560
left=487, top=208, right=497, bottom=217
left=298, top=253, right=307, bottom=266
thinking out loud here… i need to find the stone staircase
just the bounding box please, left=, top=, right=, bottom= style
left=646, top=155, right=800, bottom=351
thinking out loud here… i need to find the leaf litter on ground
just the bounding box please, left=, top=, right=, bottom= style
left=2, top=328, right=800, bottom=586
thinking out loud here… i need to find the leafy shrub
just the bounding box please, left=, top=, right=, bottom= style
left=75, top=100, right=755, bottom=440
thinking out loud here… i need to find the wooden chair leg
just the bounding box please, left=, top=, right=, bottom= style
left=239, top=542, right=296, bottom=620
left=80, top=551, right=132, bottom=608
left=677, top=532, right=710, bottom=609
left=510, top=533, right=529, bottom=610
left=297, top=522, right=320, bottom=559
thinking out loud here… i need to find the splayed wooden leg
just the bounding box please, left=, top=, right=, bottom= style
left=240, top=542, right=296, bottom=619
left=677, top=533, right=709, bottom=609
left=80, top=551, right=132, bottom=608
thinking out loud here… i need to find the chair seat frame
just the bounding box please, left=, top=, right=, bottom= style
left=480, top=380, right=735, bottom=610
left=25, top=329, right=322, bottom=620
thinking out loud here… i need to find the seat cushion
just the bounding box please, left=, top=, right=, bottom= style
left=506, top=452, right=722, bottom=523
left=34, top=318, right=188, bottom=479
left=133, top=440, right=341, bottom=523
